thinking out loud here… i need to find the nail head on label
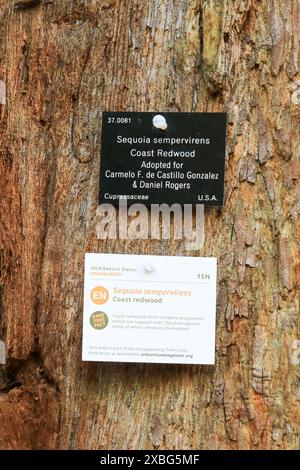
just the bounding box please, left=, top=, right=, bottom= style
left=153, top=114, right=167, bottom=130
left=144, top=262, right=155, bottom=273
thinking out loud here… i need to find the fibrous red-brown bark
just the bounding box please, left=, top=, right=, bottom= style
left=0, top=0, right=299, bottom=449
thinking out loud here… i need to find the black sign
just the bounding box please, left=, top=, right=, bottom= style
left=99, top=112, right=226, bottom=206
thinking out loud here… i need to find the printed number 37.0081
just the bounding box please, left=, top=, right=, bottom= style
left=107, top=116, right=132, bottom=124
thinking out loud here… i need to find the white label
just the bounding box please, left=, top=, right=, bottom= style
left=82, top=253, right=217, bottom=365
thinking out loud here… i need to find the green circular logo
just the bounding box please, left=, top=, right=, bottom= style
left=90, top=311, right=109, bottom=330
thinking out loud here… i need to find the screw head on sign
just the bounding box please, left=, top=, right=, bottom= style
left=153, top=114, right=167, bottom=130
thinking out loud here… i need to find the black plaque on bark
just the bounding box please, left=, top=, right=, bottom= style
left=99, top=112, right=226, bottom=206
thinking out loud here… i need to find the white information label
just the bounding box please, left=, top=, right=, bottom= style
left=82, top=253, right=217, bottom=365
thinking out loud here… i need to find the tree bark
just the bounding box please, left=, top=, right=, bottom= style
left=0, top=0, right=299, bottom=450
